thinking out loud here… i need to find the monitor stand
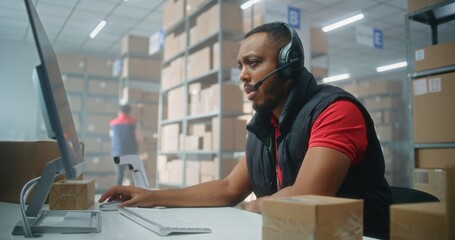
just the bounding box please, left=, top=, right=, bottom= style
left=11, top=158, right=101, bottom=237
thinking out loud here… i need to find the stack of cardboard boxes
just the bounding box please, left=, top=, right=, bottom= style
left=158, top=0, right=245, bottom=187
left=116, top=34, right=162, bottom=188
left=390, top=1, right=455, bottom=239
left=56, top=34, right=161, bottom=192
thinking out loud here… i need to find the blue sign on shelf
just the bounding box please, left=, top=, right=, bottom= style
left=373, top=28, right=383, bottom=49
left=288, top=7, right=300, bottom=29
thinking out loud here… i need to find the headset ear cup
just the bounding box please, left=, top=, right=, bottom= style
left=277, top=22, right=304, bottom=79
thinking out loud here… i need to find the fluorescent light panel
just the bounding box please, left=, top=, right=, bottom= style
left=376, top=61, right=407, bottom=72
left=241, top=0, right=261, bottom=10
left=322, top=73, right=350, bottom=83
left=90, top=20, right=106, bottom=38
left=322, top=13, right=364, bottom=32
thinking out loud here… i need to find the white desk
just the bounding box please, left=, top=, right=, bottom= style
left=1, top=201, right=378, bottom=240
left=1, top=201, right=262, bottom=240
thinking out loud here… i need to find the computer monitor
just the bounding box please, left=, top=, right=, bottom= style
left=28, top=0, right=84, bottom=180
left=12, top=0, right=101, bottom=236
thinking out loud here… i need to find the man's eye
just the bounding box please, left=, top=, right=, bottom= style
left=249, top=60, right=257, bottom=67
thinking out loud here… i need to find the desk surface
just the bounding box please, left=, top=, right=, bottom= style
left=1, top=201, right=378, bottom=240
left=1, top=201, right=261, bottom=240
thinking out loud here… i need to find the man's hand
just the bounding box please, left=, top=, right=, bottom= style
left=98, top=185, right=154, bottom=208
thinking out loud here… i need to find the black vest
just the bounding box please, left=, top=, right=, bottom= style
left=246, top=68, right=392, bottom=239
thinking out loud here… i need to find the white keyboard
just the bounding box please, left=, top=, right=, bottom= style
left=118, top=207, right=212, bottom=236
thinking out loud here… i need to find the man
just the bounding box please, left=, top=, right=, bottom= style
left=109, top=103, right=142, bottom=185
left=100, top=22, right=392, bottom=239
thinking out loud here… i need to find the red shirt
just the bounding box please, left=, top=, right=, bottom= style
left=272, top=100, right=367, bottom=188
left=110, top=112, right=136, bottom=126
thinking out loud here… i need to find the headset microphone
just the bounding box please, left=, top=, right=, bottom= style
left=251, top=59, right=297, bottom=92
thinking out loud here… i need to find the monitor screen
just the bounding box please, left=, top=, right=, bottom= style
left=25, top=0, right=84, bottom=179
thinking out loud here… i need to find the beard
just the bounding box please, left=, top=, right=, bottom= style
left=252, top=77, right=286, bottom=114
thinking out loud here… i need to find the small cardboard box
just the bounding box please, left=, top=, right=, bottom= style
left=49, top=179, right=95, bottom=210
left=0, top=141, right=60, bottom=203
left=390, top=202, right=446, bottom=240
left=415, top=148, right=455, bottom=169
left=407, top=0, right=445, bottom=13
left=415, top=40, right=455, bottom=72
left=262, top=195, right=363, bottom=240
left=412, top=72, right=455, bottom=143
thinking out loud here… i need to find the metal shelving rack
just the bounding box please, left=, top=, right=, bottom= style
left=405, top=0, right=455, bottom=187
left=157, top=0, right=244, bottom=188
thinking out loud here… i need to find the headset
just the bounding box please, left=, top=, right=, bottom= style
left=252, top=22, right=305, bottom=91
left=277, top=21, right=305, bottom=79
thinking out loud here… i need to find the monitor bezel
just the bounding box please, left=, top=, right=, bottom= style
left=25, top=0, right=84, bottom=179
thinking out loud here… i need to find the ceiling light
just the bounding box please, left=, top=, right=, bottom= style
left=241, top=0, right=261, bottom=10
left=322, top=73, right=350, bottom=83
left=322, top=13, right=364, bottom=32
left=90, top=20, right=106, bottom=38
left=376, top=61, right=407, bottom=72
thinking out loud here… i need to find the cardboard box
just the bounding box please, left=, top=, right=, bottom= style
left=415, top=148, right=455, bottom=169
left=122, top=57, right=161, bottom=79
left=414, top=168, right=446, bottom=201
left=207, top=2, right=243, bottom=35
left=0, top=141, right=61, bottom=203
left=375, top=124, right=401, bottom=142
left=88, top=79, right=118, bottom=96
left=311, top=27, right=327, bottom=55
left=358, top=79, right=402, bottom=97
left=122, top=34, right=149, bottom=55
left=162, top=0, right=185, bottom=31
left=57, top=53, right=85, bottom=73
left=262, top=195, right=363, bottom=240
left=212, top=117, right=246, bottom=151
left=390, top=202, right=446, bottom=240
left=212, top=41, right=241, bottom=70
left=62, top=76, right=85, bottom=92
left=186, top=0, right=205, bottom=15
left=342, top=83, right=360, bottom=98
left=413, top=72, right=455, bottom=143
left=160, top=123, right=180, bottom=152
left=311, top=66, right=328, bottom=80
left=85, top=96, right=118, bottom=113
left=407, top=0, right=445, bottom=13
left=85, top=114, right=113, bottom=135
left=415, top=40, right=455, bottom=72
left=363, top=95, right=401, bottom=110
left=166, top=87, right=185, bottom=120
left=85, top=56, right=113, bottom=77
left=67, top=95, right=82, bottom=112
left=186, top=46, right=211, bottom=80
left=49, top=179, right=95, bottom=210
left=203, top=83, right=244, bottom=113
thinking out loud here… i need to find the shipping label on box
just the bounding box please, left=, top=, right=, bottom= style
left=262, top=195, right=363, bottom=240
left=414, top=168, right=446, bottom=202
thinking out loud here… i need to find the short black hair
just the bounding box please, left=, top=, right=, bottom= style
left=120, top=104, right=131, bottom=114
left=244, top=21, right=291, bottom=51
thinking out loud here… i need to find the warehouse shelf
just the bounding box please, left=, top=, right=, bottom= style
left=414, top=143, right=455, bottom=149
left=405, top=0, right=455, bottom=188
left=411, top=64, right=455, bottom=78
left=157, top=0, right=245, bottom=188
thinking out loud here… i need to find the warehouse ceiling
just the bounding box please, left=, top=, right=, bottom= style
left=1, top=0, right=454, bottom=81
